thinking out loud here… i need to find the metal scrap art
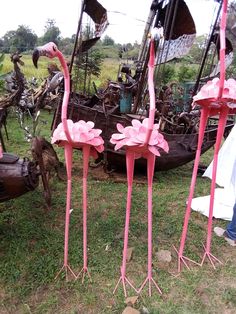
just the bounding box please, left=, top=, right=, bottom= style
left=0, top=1, right=235, bottom=209
left=50, top=0, right=234, bottom=174
left=0, top=52, right=63, bottom=207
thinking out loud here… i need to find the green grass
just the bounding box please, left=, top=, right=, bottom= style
left=1, top=110, right=236, bottom=314
left=2, top=54, right=120, bottom=90
left=2, top=54, right=50, bottom=81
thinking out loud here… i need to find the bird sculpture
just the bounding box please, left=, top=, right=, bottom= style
left=31, top=136, right=65, bottom=210
left=110, top=34, right=169, bottom=297
left=176, top=0, right=236, bottom=271
left=32, top=42, right=104, bottom=280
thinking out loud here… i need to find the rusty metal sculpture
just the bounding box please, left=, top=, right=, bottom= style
left=0, top=52, right=26, bottom=111
left=0, top=52, right=64, bottom=208
left=0, top=152, right=39, bottom=204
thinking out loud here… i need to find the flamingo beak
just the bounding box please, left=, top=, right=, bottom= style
left=32, top=48, right=40, bottom=68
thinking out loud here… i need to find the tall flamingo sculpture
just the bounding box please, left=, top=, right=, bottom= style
left=32, top=43, right=104, bottom=280
left=110, top=34, right=169, bottom=297
left=176, top=0, right=236, bottom=272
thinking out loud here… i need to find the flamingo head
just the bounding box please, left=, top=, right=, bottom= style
left=32, top=42, right=58, bottom=68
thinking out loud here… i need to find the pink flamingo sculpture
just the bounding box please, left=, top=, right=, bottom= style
left=33, top=43, right=104, bottom=280
left=176, top=0, right=236, bottom=272
left=110, top=35, right=169, bottom=297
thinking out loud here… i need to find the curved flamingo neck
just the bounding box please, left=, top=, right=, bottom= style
left=218, top=0, right=228, bottom=99
left=144, top=39, right=156, bottom=145
left=57, top=50, right=73, bottom=143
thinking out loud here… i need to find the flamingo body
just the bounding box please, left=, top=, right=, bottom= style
left=176, top=0, right=236, bottom=272
left=111, top=118, right=169, bottom=158
left=193, top=77, right=236, bottom=109
left=32, top=42, right=104, bottom=281
left=52, top=119, right=104, bottom=158
left=111, top=37, right=169, bottom=297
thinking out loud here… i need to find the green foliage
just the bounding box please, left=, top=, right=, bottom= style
left=40, top=19, right=61, bottom=45
left=0, top=53, right=4, bottom=71
left=158, top=64, right=176, bottom=85
left=188, top=35, right=207, bottom=64
left=1, top=25, right=37, bottom=53
left=0, top=53, right=5, bottom=91
left=73, top=48, right=105, bottom=94
left=58, top=37, right=74, bottom=55
left=178, top=64, right=197, bottom=83
left=102, top=35, right=115, bottom=46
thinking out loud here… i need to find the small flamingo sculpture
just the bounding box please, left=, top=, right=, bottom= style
left=110, top=34, right=169, bottom=297
left=32, top=43, right=104, bottom=281
left=176, top=0, right=236, bottom=272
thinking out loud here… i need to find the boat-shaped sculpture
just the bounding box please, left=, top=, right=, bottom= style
left=51, top=0, right=235, bottom=172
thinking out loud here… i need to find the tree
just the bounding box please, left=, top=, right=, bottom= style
left=15, top=25, right=38, bottom=52
left=74, top=48, right=104, bottom=94
left=1, top=26, right=37, bottom=53
left=188, top=35, right=207, bottom=64
left=102, top=35, right=115, bottom=46
left=2, top=31, right=16, bottom=53
left=41, top=19, right=61, bottom=45
left=178, top=64, right=197, bottom=83
left=158, top=64, right=176, bottom=85
left=59, top=37, right=74, bottom=55
left=0, top=39, right=4, bottom=51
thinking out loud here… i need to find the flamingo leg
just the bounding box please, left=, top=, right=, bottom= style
left=176, top=107, right=210, bottom=272
left=55, top=144, right=76, bottom=280
left=138, top=153, right=162, bottom=296
left=201, top=107, right=228, bottom=268
left=77, top=145, right=92, bottom=282
left=113, top=149, right=138, bottom=297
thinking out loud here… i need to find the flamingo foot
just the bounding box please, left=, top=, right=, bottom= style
left=173, top=245, right=201, bottom=272
left=54, top=264, right=77, bottom=281
left=200, top=245, right=223, bottom=269
left=113, top=273, right=138, bottom=297
left=138, top=276, right=162, bottom=297
left=76, top=267, right=92, bottom=283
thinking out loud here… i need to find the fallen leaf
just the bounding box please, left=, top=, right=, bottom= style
left=125, top=295, right=139, bottom=306
left=126, top=247, right=134, bottom=262
left=122, top=306, right=140, bottom=314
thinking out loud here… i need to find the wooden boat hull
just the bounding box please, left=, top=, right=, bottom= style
left=52, top=100, right=234, bottom=172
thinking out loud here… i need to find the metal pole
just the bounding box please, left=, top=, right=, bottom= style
left=69, top=0, right=85, bottom=75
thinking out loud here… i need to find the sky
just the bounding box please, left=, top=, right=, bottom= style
left=0, top=0, right=220, bottom=44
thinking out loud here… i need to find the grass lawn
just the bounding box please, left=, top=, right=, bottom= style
left=1, top=110, right=236, bottom=314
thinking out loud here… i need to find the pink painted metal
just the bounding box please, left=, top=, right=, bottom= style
left=177, top=0, right=236, bottom=271
left=110, top=36, right=169, bottom=297
left=34, top=42, right=104, bottom=280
